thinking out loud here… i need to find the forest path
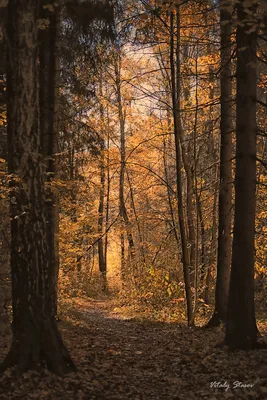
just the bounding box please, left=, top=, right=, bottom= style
left=0, top=297, right=267, bottom=399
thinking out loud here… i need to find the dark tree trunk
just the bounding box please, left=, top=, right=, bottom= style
left=177, top=39, right=196, bottom=289
left=39, top=0, right=61, bottom=318
left=98, top=138, right=107, bottom=289
left=197, top=194, right=206, bottom=286
left=114, top=55, right=135, bottom=277
left=97, top=77, right=107, bottom=289
left=104, top=116, right=110, bottom=274
left=163, top=136, right=180, bottom=248
left=126, top=169, right=146, bottom=268
left=207, top=0, right=233, bottom=328
left=206, top=167, right=219, bottom=305
left=175, top=6, right=196, bottom=304
left=170, top=9, right=193, bottom=326
left=224, top=0, right=258, bottom=349
left=1, top=0, right=75, bottom=375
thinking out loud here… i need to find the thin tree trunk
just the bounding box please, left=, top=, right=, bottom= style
left=170, top=10, right=193, bottom=326
left=191, top=48, right=200, bottom=317
left=120, top=233, right=125, bottom=281
left=98, top=142, right=106, bottom=289
left=104, top=112, right=110, bottom=271
left=114, top=54, right=135, bottom=278
left=197, top=194, right=206, bottom=285
left=126, top=168, right=146, bottom=268
left=175, top=9, right=196, bottom=288
left=225, top=0, right=258, bottom=349
left=205, top=166, right=219, bottom=305
left=163, top=137, right=179, bottom=245
left=97, top=78, right=107, bottom=291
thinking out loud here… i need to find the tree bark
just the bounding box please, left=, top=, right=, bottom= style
left=1, top=0, right=75, bottom=374
left=97, top=78, right=107, bottom=290
left=170, top=10, right=193, bottom=326
left=205, top=166, right=219, bottom=305
left=163, top=137, right=179, bottom=246
left=104, top=107, right=111, bottom=275
left=197, top=193, right=206, bottom=286
left=98, top=138, right=107, bottom=289
left=175, top=7, right=196, bottom=288
left=114, top=54, right=135, bottom=278
left=126, top=168, right=146, bottom=268
left=207, top=0, right=233, bottom=328
left=176, top=55, right=196, bottom=286
left=39, top=0, right=61, bottom=318
left=224, top=0, right=258, bottom=349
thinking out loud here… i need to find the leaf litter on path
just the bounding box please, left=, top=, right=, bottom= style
left=0, top=297, right=267, bottom=399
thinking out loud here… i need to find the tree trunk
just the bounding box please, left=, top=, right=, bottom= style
left=224, top=0, right=258, bottom=349
left=39, top=0, right=61, bottom=318
left=104, top=110, right=111, bottom=273
left=197, top=194, right=206, bottom=286
left=207, top=0, right=233, bottom=328
left=126, top=168, right=146, bottom=268
left=98, top=138, right=107, bottom=290
left=114, top=54, right=135, bottom=277
left=98, top=78, right=107, bottom=290
left=1, top=0, right=75, bottom=375
left=205, top=166, right=219, bottom=305
left=175, top=7, right=196, bottom=288
left=163, top=137, right=179, bottom=246
left=170, top=10, right=193, bottom=326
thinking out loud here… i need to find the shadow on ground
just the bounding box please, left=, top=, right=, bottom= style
left=0, top=298, right=267, bottom=399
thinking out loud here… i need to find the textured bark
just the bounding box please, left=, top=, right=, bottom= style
left=225, top=0, right=258, bottom=348
left=39, top=0, right=61, bottom=317
left=1, top=0, right=75, bottom=374
left=207, top=0, right=233, bottom=327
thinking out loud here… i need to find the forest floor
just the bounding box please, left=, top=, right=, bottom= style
left=0, top=296, right=267, bottom=399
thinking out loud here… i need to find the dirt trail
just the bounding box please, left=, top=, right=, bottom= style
left=0, top=297, right=267, bottom=399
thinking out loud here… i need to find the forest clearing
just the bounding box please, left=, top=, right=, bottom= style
left=1, top=0, right=267, bottom=398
